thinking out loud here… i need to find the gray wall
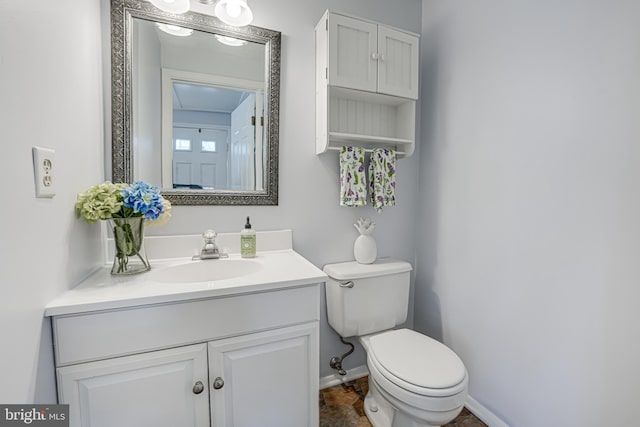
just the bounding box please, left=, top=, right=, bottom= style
left=416, top=0, right=640, bottom=425
left=0, top=0, right=104, bottom=403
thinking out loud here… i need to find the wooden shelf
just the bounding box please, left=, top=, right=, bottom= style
left=327, top=133, right=412, bottom=155
left=329, top=132, right=413, bottom=145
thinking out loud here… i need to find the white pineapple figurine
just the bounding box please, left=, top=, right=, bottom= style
left=353, top=217, right=377, bottom=264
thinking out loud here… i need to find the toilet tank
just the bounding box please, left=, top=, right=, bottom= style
left=323, top=259, right=412, bottom=338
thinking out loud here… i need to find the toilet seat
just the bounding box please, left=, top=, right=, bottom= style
left=368, top=329, right=467, bottom=398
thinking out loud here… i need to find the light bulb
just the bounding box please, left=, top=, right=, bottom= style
left=215, top=35, right=247, bottom=46
left=156, top=23, right=193, bottom=36
left=214, top=0, right=253, bottom=27
left=226, top=1, right=241, bottom=18
left=149, top=0, right=190, bottom=14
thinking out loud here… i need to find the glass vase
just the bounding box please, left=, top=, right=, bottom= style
left=108, top=217, right=150, bottom=275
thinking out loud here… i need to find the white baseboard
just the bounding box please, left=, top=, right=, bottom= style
left=319, top=365, right=369, bottom=389
left=465, top=395, right=510, bottom=427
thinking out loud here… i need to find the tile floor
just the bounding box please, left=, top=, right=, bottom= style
left=319, top=377, right=487, bottom=427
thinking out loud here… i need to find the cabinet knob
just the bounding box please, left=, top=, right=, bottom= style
left=213, top=377, right=225, bottom=390
left=192, top=381, right=205, bottom=394
left=371, top=52, right=379, bottom=60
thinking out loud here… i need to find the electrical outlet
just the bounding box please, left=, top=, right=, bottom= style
left=32, top=146, right=56, bottom=198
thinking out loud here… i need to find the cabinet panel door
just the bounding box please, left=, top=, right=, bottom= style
left=377, top=26, right=419, bottom=99
left=58, top=344, right=210, bottom=427
left=208, top=323, right=319, bottom=427
left=328, top=14, right=377, bottom=92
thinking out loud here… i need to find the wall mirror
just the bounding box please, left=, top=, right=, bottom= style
left=111, top=0, right=280, bottom=205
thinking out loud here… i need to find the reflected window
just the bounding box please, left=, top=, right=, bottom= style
left=175, top=139, right=192, bottom=151
left=201, top=140, right=217, bottom=153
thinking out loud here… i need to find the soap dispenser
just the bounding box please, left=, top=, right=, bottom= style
left=240, top=216, right=256, bottom=258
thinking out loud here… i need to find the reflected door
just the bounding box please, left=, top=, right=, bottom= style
left=173, top=127, right=229, bottom=189
left=229, top=94, right=255, bottom=191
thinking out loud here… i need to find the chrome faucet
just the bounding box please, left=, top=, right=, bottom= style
left=193, top=229, right=228, bottom=260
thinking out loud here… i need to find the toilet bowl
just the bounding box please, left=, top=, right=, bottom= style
left=361, top=329, right=468, bottom=427
left=323, top=259, right=469, bottom=427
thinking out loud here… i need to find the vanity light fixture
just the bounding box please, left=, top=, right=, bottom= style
left=214, top=34, right=248, bottom=46
left=156, top=23, right=194, bottom=36
left=149, top=0, right=190, bottom=14
left=214, top=0, right=253, bottom=27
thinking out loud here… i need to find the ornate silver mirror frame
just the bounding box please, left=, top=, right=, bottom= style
left=111, top=0, right=280, bottom=205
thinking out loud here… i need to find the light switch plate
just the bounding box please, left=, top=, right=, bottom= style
left=32, top=146, right=56, bottom=198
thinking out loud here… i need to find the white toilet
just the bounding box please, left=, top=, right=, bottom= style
left=324, top=259, right=468, bottom=427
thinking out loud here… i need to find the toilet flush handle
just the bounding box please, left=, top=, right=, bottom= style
left=339, top=280, right=354, bottom=288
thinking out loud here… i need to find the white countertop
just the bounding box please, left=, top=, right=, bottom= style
left=45, top=249, right=327, bottom=317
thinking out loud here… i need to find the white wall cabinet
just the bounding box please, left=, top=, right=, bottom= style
left=316, top=10, right=419, bottom=157
left=327, top=13, right=419, bottom=99
left=53, top=285, right=320, bottom=427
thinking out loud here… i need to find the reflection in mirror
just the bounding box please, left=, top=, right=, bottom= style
left=169, top=83, right=265, bottom=191
left=111, top=0, right=280, bottom=205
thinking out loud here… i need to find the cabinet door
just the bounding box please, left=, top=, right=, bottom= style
left=58, top=344, right=210, bottom=427
left=208, top=323, right=319, bottom=427
left=377, top=26, right=419, bottom=99
left=328, top=13, right=378, bottom=92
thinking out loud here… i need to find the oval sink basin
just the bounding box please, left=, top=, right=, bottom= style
left=154, top=259, right=262, bottom=283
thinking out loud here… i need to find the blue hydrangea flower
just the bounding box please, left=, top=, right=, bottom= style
left=121, top=181, right=165, bottom=220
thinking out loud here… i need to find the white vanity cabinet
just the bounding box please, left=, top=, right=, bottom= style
left=52, top=284, right=320, bottom=427
left=316, top=10, right=419, bottom=157
left=208, top=324, right=318, bottom=426
left=57, top=344, right=211, bottom=427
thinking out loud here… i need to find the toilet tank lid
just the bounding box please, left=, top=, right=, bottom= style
left=323, top=258, right=412, bottom=280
